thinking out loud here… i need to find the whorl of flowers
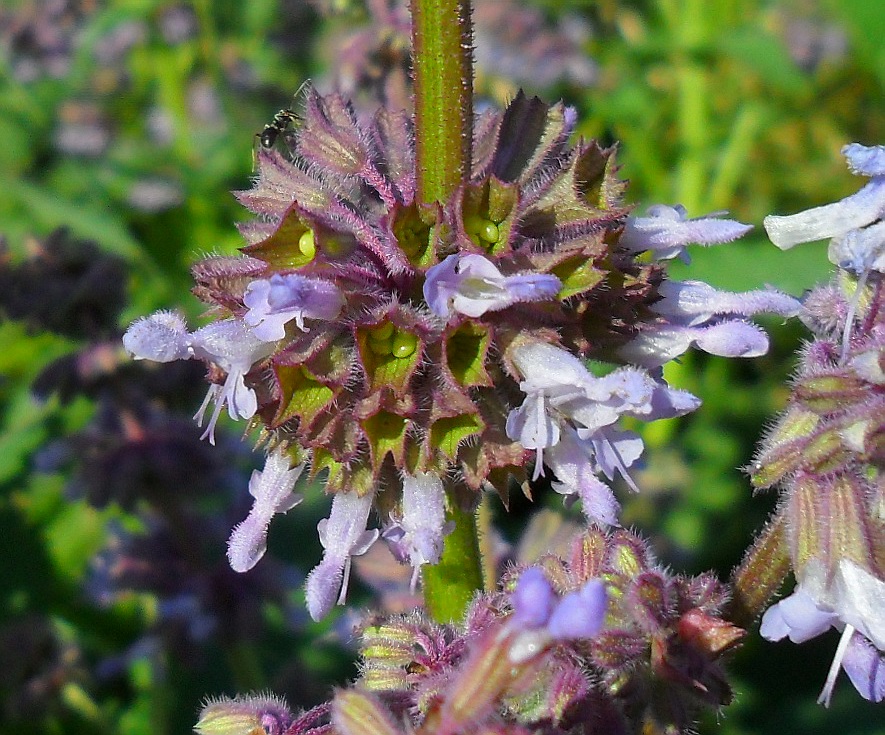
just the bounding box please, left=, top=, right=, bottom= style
left=339, top=528, right=742, bottom=735
left=124, top=89, right=797, bottom=618
left=743, top=143, right=885, bottom=705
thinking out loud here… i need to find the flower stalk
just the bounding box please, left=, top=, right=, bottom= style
left=409, top=0, right=473, bottom=205
left=409, top=0, right=483, bottom=621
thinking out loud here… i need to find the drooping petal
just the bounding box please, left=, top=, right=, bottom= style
left=384, top=472, right=450, bottom=574
left=226, top=448, right=305, bottom=573
left=122, top=310, right=192, bottom=362
left=305, top=555, right=346, bottom=622
left=833, top=560, right=885, bottom=651
left=842, top=633, right=885, bottom=703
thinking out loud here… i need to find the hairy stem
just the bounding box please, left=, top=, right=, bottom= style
left=410, top=0, right=473, bottom=205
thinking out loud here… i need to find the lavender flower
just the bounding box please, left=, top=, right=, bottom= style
left=764, top=144, right=885, bottom=251
left=305, top=491, right=379, bottom=621
left=382, top=472, right=451, bottom=590
left=505, top=342, right=699, bottom=524
left=620, top=204, right=752, bottom=262
left=227, top=447, right=305, bottom=572
left=243, top=272, right=345, bottom=340
left=423, top=253, right=561, bottom=318
left=123, top=314, right=276, bottom=445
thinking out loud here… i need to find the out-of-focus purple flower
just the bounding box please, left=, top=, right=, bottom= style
left=510, top=567, right=556, bottom=629
left=505, top=342, right=698, bottom=524
left=508, top=567, right=608, bottom=662
left=764, top=143, right=885, bottom=251
left=243, top=272, right=345, bottom=340
left=305, top=491, right=379, bottom=621
left=620, top=204, right=752, bottom=263
left=423, top=253, right=561, bottom=318
left=227, top=447, right=305, bottom=573
left=382, top=472, right=451, bottom=590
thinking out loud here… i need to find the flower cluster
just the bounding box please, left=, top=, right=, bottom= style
left=743, top=143, right=885, bottom=705
left=338, top=527, right=741, bottom=735
left=123, top=88, right=797, bottom=619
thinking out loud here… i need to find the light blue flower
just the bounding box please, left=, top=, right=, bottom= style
left=243, top=272, right=345, bottom=341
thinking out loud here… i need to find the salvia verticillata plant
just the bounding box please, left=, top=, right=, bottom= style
left=110, top=0, right=883, bottom=729
left=733, top=142, right=885, bottom=706
left=122, top=83, right=799, bottom=625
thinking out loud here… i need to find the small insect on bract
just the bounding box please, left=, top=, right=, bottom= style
left=256, top=80, right=311, bottom=151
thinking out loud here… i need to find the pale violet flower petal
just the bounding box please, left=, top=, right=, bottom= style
left=511, top=568, right=556, bottom=629
left=622, top=321, right=769, bottom=368
left=760, top=586, right=838, bottom=644
left=382, top=472, right=450, bottom=585
left=843, top=143, right=885, bottom=177
left=243, top=273, right=344, bottom=341
left=764, top=179, right=885, bottom=250
left=189, top=318, right=276, bottom=444
left=548, top=427, right=622, bottom=526
left=122, top=310, right=192, bottom=362
left=620, top=204, right=752, bottom=262
left=511, top=342, right=595, bottom=395
left=828, top=221, right=885, bottom=274
left=227, top=448, right=305, bottom=573
left=423, top=253, right=560, bottom=318
left=306, top=491, right=379, bottom=620
left=547, top=579, right=608, bottom=640
left=653, top=281, right=801, bottom=326
left=842, top=633, right=885, bottom=703
left=305, top=556, right=346, bottom=622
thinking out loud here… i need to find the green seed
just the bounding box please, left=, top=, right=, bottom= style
left=480, top=221, right=500, bottom=244
left=369, top=337, right=392, bottom=356
left=369, top=322, right=395, bottom=341
left=298, top=229, right=316, bottom=258
left=391, top=332, right=418, bottom=358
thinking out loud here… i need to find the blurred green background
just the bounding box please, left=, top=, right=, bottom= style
left=0, top=0, right=883, bottom=733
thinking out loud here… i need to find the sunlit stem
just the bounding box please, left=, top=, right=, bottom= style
left=423, top=497, right=484, bottom=623
left=410, top=0, right=473, bottom=205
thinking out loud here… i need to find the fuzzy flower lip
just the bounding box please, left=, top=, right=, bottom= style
left=620, top=204, right=753, bottom=262
left=423, top=253, right=561, bottom=318
left=382, top=472, right=452, bottom=590
left=243, top=273, right=345, bottom=341
left=122, top=310, right=192, bottom=362
left=764, top=143, right=885, bottom=251
left=305, top=491, right=379, bottom=621
left=227, top=447, right=305, bottom=573
left=122, top=312, right=276, bottom=445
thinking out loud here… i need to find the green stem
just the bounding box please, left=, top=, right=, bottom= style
left=423, top=497, right=484, bottom=623
left=410, top=0, right=473, bottom=205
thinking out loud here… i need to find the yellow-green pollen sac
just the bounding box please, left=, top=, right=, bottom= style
left=367, top=323, right=417, bottom=358
left=464, top=215, right=500, bottom=249
left=298, top=229, right=316, bottom=259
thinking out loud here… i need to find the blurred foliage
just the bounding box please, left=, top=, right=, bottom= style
left=0, top=0, right=883, bottom=733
